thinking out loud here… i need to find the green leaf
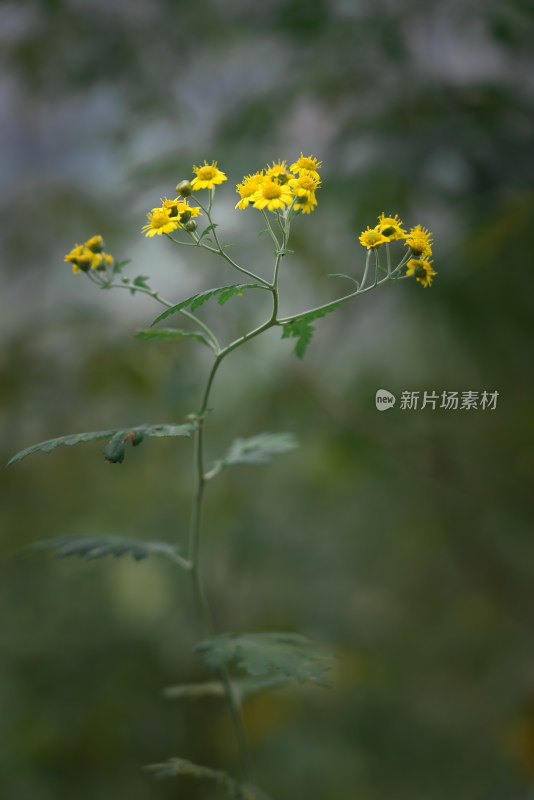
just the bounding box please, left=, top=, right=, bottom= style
left=196, top=632, right=334, bottom=687
left=198, top=223, right=219, bottom=241
left=207, top=432, right=297, bottom=478
left=163, top=675, right=290, bottom=701
left=113, top=258, right=131, bottom=275
left=280, top=301, right=342, bottom=358
left=33, top=535, right=189, bottom=566
left=7, top=422, right=195, bottom=466
left=281, top=318, right=314, bottom=358
left=145, top=758, right=271, bottom=800
left=135, top=328, right=211, bottom=348
left=150, top=284, right=267, bottom=326
left=130, top=275, right=151, bottom=294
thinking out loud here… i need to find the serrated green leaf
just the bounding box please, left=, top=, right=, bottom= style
left=135, top=328, right=211, bottom=348
left=150, top=284, right=267, bottom=326
left=281, top=319, right=314, bottom=358
left=198, top=223, right=219, bottom=241
left=7, top=422, right=195, bottom=466
left=130, top=275, right=151, bottom=294
left=33, top=535, right=190, bottom=567
left=196, top=632, right=334, bottom=687
left=145, top=758, right=271, bottom=800
left=113, top=258, right=131, bottom=274
left=280, top=301, right=342, bottom=358
left=163, top=675, right=290, bottom=701
left=207, top=432, right=297, bottom=479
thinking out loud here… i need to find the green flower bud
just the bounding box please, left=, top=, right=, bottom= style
left=184, top=220, right=197, bottom=233
left=176, top=180, right=192, bottom=197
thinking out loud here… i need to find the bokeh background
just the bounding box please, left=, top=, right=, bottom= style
left=1, top=1, right=534, bottom=798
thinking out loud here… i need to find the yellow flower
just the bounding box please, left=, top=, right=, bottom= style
left=359, top=226, right=388, bottom=249
left=141, top=208, right=180, bottom=238
left=161, top=197, right=202, bottom=222
left=377, top=213, right=406, bottom=241
left=85, top=234, right=104, bottom=253
left=64, top=244, right=103, bottom=274
left=289, top=173, right=321, bottom=199
left=190, top=160, right=227, bottom=190
left=294, top=193, right=318, bottom=214
left=406, top=257, right=437, bottom=287
left=252, top=179, right=293, bottom=211
left=265, top=160, right=291, bottom=184
left=235, top=172, right=265, bottom=209
left=405, top=224, right=433, bottom=257
left=290, top=153, right=322, bottom=180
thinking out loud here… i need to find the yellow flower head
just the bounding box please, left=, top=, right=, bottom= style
left=405, top=224, right=433, bottom=257
left=161, top=197, right=202, bottom=223
left=190, top=160, right=227, bottom=190
left=289, top=173, right=321, bottom=199
left=359, top=226, right=388, bottom=249
left=85, top=234, right=104, bottom=253
left=235, top=172, right=265, bottom=209
left=64, top=243, right=104, bottom=274
left=294, top=193, right=318, bottom=214
left=252, top=179, right=293, bottom=212
left=265, top=160, right=291, bottom=184
left=406, top=257, right=437, bottom=287
left=141, top=208, right=180, bottom=238
left=377, top=213, right=406, bottom=241
left=290, top=153, right=322, bottom=180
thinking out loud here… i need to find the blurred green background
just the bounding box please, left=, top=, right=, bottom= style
left=1, top=1, right=534, bottom=798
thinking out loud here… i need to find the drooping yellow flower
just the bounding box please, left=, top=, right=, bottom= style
left=235, top=172, right=265, bottom=209
left=190, top=160, right=227, bottom=190
left=141, top=208, right=180, bottom=238
left=85, top=234, right=105, bottom=253
left=161, top=197, right=203, bottom=222
left=359, top=226, right=388, bottom=249
left=252, top=179, right=293, bottom=211
left=377, top=213, right=406, bottom=241
left=290, top=153, right=322, bottom=180
left=406, top=257, right=437, bottom=287
left=405, top=224, right=433, bottom=257
left=289, top=173, right=321, bottom=199
left=265, top=160, right=291, bottom=184
left=64, top=244, right=103, bottom=273
left=294, top=193, right=318, bottom=214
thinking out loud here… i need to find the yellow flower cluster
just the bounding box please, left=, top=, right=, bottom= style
left=64, top=235, right=113, bottom=274
left=359, top=213, right=437, bottom=287
left=142, top=198, right=203, bottom=238
left=236, top=153, right=322, bottom=213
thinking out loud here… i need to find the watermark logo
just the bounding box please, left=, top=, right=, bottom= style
left=375, top=389, right=396, bottom=411
left=375, top=389, right=499, bottom=411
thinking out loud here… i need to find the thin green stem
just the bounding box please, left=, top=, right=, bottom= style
left=192, top=194, right=271, bottom=287
left=86, top=273, right=221, bottom=352
left=261, top=209, right=281, bottom=252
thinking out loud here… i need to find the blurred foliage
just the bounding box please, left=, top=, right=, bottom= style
left=1, top=0, right=534, bottom=799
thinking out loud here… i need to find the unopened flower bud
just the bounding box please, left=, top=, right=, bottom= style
left=176, top=180, right=192, bottom=197
left=184, top=220, right=197, bottom=233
